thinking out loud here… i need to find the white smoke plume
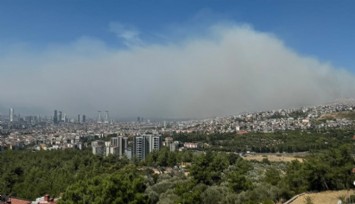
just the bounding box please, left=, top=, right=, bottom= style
left=0, top=23, right=354, bottom=118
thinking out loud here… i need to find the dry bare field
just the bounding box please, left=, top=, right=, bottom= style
left=318, top=111, right=355, bottom=120
left=288, top=190, right=355, bottom=204
left=243, top=153, right=304, bottom=162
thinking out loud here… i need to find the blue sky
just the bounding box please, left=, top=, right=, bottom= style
left=0, top=0, right=354, bottom=72
left=1, top=0, right=355, bottom=118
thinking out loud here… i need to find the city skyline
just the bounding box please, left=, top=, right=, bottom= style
left=1, top=1, right=355, bottom=118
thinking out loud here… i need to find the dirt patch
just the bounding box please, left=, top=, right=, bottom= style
left=318, top=111, right=355, bottom=121
left=288, top=190, right=355, bottom=204
left=243, top=154, right=304, bottom=162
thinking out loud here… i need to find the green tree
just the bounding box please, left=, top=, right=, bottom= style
left=264, top=167, right=281, bottom=186
left=59, top=165, right=148, bottom=204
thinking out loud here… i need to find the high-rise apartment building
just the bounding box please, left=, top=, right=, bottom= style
left=91, top=136, right=129, bottom=157
left=133, top=133, right=162, bottom=160
left=149, top=134, right=162, bottom=152
left=92, top=140, right=105, bottom=156
left=133, top=136, right=149, bottom=160
left=110, top=136, right=127, bottom=157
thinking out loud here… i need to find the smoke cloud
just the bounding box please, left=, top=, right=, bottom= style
left=0, top=23, right=354, bottom=118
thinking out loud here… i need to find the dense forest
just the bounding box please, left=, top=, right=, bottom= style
left=172, top=129, right=354, bottom=153
left=0, top=142, right=354, bottom=203
left=0, top=149, right=129, bottom=200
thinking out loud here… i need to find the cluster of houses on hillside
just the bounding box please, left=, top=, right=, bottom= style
left=1, top=102, right=354, bottom=154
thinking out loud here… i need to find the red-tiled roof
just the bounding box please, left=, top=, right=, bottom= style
left=8, top=198, right=31, bottom=204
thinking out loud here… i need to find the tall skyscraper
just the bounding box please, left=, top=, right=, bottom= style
left=97, top=111, right=102, bottom=123
left=77, top=114, right=81, bottom=123
left=104, top=111, right=109, bottom=124
left=9, top=108, right=14, bottom=122
left=59, top=111, right=63, bottom=123
left=82, top=115, right=86, bottom=123
left=54, top=110, right=58, bottom=124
